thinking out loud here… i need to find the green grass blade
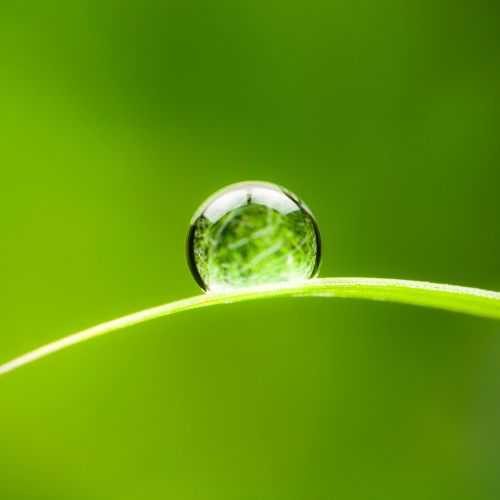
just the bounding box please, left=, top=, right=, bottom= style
left=1, top=278, right=499, bottom=377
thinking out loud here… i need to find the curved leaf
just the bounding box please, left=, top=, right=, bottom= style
left=1, top=278, right=499, bottom=377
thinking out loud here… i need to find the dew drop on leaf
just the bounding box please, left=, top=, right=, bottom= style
left=187, top=181, right=322, bottom=292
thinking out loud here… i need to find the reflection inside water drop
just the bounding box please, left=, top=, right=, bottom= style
left=187, top=181, right=322, bottom=292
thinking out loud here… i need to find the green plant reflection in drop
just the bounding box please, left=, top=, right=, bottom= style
left=187, top=181, right=322, bottom=292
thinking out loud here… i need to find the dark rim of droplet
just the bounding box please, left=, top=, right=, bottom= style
left=186, top=222, right=209, bottom=291
left=186, top=183, right=322, bottom=292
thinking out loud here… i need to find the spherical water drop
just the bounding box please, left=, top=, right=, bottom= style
left=187, top=181, right=322, bottom=292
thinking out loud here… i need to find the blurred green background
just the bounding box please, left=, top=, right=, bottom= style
left=1, top=1, right=499, bottom=499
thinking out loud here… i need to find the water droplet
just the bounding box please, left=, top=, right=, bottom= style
left=187, top=181, right=321, bottom=292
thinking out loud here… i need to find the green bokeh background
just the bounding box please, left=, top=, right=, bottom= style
left=1, top=1, right=499, bottom=499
